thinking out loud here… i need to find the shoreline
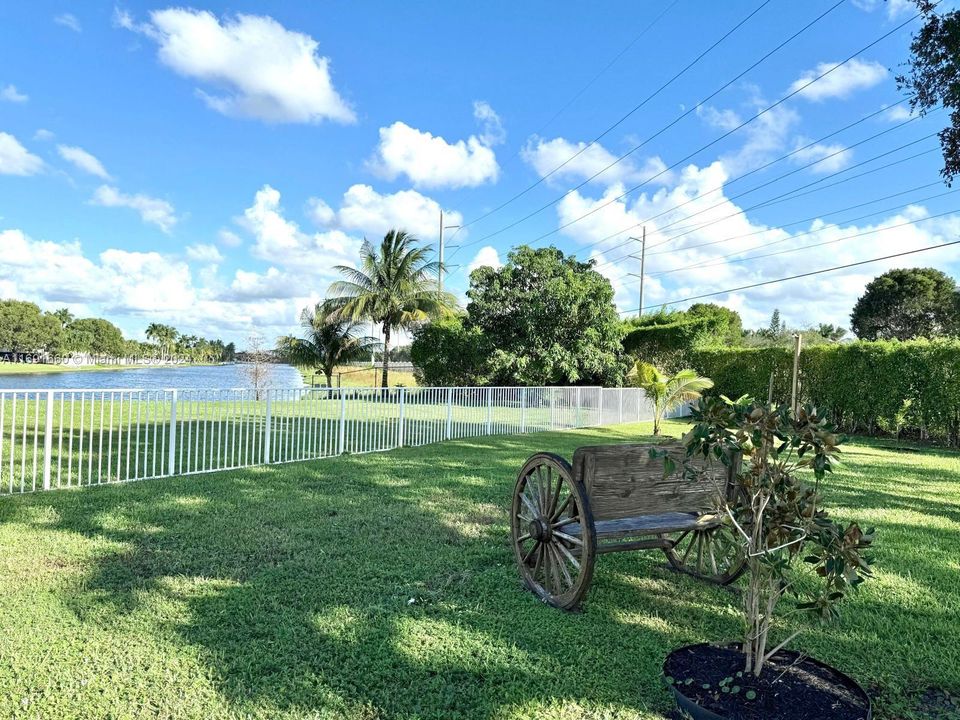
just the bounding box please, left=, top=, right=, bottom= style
left=0, top=362, right=222, bottom=376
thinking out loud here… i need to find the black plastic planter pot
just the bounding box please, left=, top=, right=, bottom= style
left=663, top=643, right=872, bottom=720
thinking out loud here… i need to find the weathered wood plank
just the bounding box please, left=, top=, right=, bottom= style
left=564, top=511, right=720, bottom=540
left=572, top=441, right=732, bottom=521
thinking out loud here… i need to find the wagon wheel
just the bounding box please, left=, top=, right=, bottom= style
left=662, top=522, right=746, bottom=585
left=511, top=453, right=596, bottom=610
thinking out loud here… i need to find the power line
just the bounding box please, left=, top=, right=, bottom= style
left=619, top=239, right=960, bottom=314
left=650, top=202, right=960, bottom=278
left=532, top=0, right=681, bottom=137
left=641, top=132, right=939, bottom=251
left=459, top=0, right=775, bottom=232
left=645, top=180, right=949, bottom=266
left=574, top=101, right=915, bottom=255
left=593, top=142, right=940, bottom=271
left=580, top=109, right=926, bottom=266
left=457, top=0, right=902, bottom=251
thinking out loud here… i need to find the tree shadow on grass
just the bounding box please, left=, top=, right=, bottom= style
left=6, top=425, right=959, bottom=718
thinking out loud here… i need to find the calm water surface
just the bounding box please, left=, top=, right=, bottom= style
left=0, top=363, right=305, bottom=390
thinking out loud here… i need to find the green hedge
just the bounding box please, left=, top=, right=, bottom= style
left=690, top=339, right=960, bottom=445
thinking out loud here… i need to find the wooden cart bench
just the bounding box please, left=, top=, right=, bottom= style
left=510, top=441, right=745, bottom=609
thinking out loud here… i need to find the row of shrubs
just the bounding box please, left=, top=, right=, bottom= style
left=689, top=338, right=960, bottom=446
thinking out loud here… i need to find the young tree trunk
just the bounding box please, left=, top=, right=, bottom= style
left=381, top=323, right=391, bottom=388
left=324, top=370, right=334, bottom=388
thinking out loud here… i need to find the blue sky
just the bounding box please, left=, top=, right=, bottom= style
left=1, top=0, right=958, bottom=345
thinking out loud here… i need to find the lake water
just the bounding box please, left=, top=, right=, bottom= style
left=0, top=363, right=305, bottom=390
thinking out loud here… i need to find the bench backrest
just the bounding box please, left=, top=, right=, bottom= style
left=571, top=441, right=736, bottom=521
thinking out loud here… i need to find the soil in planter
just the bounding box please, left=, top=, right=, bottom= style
left=664, top=644, right=870, bottom=720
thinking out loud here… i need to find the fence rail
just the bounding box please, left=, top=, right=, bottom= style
left=0, top=386, right=662, bottom=495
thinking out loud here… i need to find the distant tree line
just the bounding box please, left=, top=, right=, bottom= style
left=0, top=299, right=235, bottom=364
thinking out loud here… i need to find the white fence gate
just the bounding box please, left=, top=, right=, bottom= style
left=0, top=385, right=668, bottom=495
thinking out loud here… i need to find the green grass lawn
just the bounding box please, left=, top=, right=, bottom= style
left=300, top=365, right=419, bottom=388
left=0, top=420, right=957, bottom=719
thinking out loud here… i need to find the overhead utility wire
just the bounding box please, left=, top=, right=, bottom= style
left=492, top=9, right=928, bottom=253
left=458, top=0, right=775, bottom=232
left=454, top=0, right=857, bottom=250
left=619, top=239, right=960, bottom=314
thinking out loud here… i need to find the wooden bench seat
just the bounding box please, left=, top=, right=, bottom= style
left=564, top=511, right=720, bottom=541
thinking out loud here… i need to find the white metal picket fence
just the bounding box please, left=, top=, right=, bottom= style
left=0, top=385, right=663, bottom=495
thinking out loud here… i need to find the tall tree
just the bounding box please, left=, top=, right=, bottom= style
left=145, top=323, right=178, bottom=358
left=0, top=300, right=62, bottom=354
left=851, top=267, right=959, bottom=340
left=52, top=308, right=74, bottom=329
left=277, top=304, right=380, bottom=388
left=466, top=246, right=626, bottom=386
left=898, top=1, right=960, bottom=183
left=326, top=229, right=457, bottom=387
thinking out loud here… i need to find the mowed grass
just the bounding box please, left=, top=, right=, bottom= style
left=0, top=420, right=957, bottom=719
left=301, top=365, right=419, bottom=388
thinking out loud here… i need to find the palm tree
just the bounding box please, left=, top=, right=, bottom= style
left=326, top=229, right=458, bottom=387
left=277, top=304, right=381, bottom=388
left=629, top=361, right=713, bottom=435
left=145, top=323, right=178, bottom=359
left=52, top=308, right=74, bottom=329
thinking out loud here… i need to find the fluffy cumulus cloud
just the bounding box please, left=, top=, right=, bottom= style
left=0, top=132, right=43, bottom=175
left=550, top=160, right=960, bottom=329
left=185, top=243, right=223, bottom=264
left=119, top=8, right=354, bottom=124
left=789, top=59, right=888, bottom=102
left=0, top=227, right=308, bottom=341
left=57, top=145, right=111, bottom=179
left=91, top=185, right=177, bottom=233
left=851, top=0, right=913, bottom=20
left=1, top=84, right=28, bottom=103
left=369, top=103, right=503, bottom=189
left=521, top=136, right=671, bottom=187
left=467, top=246, right=503, bottom=273
left=337, top=184, right=462, bottom=239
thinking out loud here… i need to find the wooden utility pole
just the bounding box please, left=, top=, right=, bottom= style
left=791, top=333, right=802, bottom=414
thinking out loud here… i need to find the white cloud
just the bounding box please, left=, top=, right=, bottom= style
left=851, top=0, right=912, bottom=20
left=57, top=145, right=111, bottom=179
left=0, top=226, right=315, bottom=342
left=0, top=132, right=44, bottom=175
left=337, top=184, right=462, bottom=239
left=790, top=141, right=852, bottom=174
left=473, top=100, right=505, bottom=146
left=185, top=243, right=224, bottom=264
left=1, top=85, right=28, bottom=103
left=123, top=8, right=354, bottom=124
left=550, top=159, right=960, bottom=328
left=54, top=13, right=82, bottom=32
left=217, top=228, right=243, bottom=247
left=91, top=185, right=177, bottom=233
left=369, top=104, right=503, bottom=189
left=883, top=104, right=912, bottom=122
left=305, top=196, right=336, bottom=226
left=522, top=136, right=671, bottom=187
left=789, top=59, right=888, bottom=102
left=467, top=246, right=503, bottom=273
left=33, top=129, right=55, bottom=142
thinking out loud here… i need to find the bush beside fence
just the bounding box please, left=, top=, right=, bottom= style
left=689, top=339, right=960, bottom=445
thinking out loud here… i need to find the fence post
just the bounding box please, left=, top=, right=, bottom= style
left=42, top=390, right=54, bottom=490
left=637, top=388, right=642, bottom=422
left=550, top=388, right=556, bottom=430
left=338, top=390, right=346, bottom=455
left=520, top=388, right=527, bottom=433
left=398, top=387, right=406, bottom=446
left=263, top=392, right=273, bottom=464
left=445, top=387, right=453, bottom=440
left=619, top=387, right=624, bottom=424
left=167, top=389, right=177, bottom=476
left=597, top=388, right=603, bottom=426
left=576, top=387, right=581, bottom=428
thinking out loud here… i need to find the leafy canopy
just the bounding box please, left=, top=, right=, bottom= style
left=628, top=361, right=712, bottom=434
left=465, top=245, right=626, bottom=386
left=850, top=267, right=959, bottom=340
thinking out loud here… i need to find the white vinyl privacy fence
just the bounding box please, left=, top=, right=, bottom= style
left=0, top=386, right=664, bottom=495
